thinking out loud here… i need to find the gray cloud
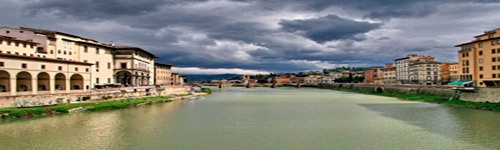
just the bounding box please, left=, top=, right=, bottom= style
left=280, top=15, right=381, bottom=43
left=1, top=0, right=500, bottom=73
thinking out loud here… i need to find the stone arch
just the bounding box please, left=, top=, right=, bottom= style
left=116, top=71, right=132, bottom=86
left=37, top=72, right=50, bottom=91
left=0, top=70, right=10, bottom=92
left=55, top=73, right=66, bottom=91
left=375, top=87, right=384, bottom=93
left=16, top=71, right=32, bottom=92
left=70, top=74, right=84, bottom=90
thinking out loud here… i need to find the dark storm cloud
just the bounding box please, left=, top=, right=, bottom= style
left=2, top=0, right=500, bottom=73
left=280, top=15, right=381, bottom=43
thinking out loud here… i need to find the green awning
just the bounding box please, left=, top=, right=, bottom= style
left=448, top=81, right=473, bottom=85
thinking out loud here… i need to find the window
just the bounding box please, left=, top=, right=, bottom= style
left=84, top=46, right=88, bottom=53
left=96, top=61, right=99, bottom=68
left=75, top=67, right=78, bottom=71
left=69, top=52, right=72, bottom=55
left=0, top=62, right=4, bottom=67
left=21, top=63, right=27, bottom=68
left=85, top=68, right=89, bottom=72
left=493, top=57, right=497, bottom=62
left=63, top=51, right=66, bottom=55
left=493, top=66, right=497, bottom=70
left=15, top=52, right=19, bottom=55
left=7, top=41, right=11, bottom=45
left=493, top=41, right=497, bottom=46
left=493, top=49, right=496, bottom=54
left=479, top=51, right=483, bottom=55
left=5, top=31, right=9, bottom=34
left=121, top=63, right=127, bottom=69
left=50, top=50, right=54, bottom=54
left=108, top=78, right=111, bottom=83
left=480, top=74, right=483, bottom=79
left=480, top=66, right=483, bottom=71
left=107, top=62, right=111, bottom=69
left=494, top=74, right=497, bottom=78
left=489, top=34, right=495, bottom=39
left=41, top=65, right=45, bottom=69
left=58, top=50, right=61, bottom=54
left=58, top=66, right=62, bottom=70
left=479, top=43, right=483, bottom=48
left=96, top=48, right=99, bottom=54
left=96, top=78, right=100, bottom=84
left=15, top=42, right=19, bottom=47
left=498, top=48, right=500, bottom=53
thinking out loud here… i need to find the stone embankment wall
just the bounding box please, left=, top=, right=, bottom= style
left=320, top=83, right=500, bottom=103
left=0, top=86, right=191, bottom=108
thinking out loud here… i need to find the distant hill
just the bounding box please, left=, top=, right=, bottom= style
left=184, top=74, right=242, bottom=81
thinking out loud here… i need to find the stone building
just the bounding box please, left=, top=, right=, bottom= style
left=114, top=46, right=156, bottom=86
left=395, top=54, right=435, bottom=84
left=0, top=53, right=92, bottom=96
left=381, top=63, right=397, bottom=84
left=3, top=27, right=116, bottom=88
left=440, top=62, right=452, bottom=84
left=408, top=62, right=441, bottom=85
left=154, top=63, right=172, bottom=85
left=456, top=28, right=500, bottom=87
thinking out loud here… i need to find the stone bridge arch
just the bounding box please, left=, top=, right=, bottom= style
left=374, top=85, right=385, bottom=93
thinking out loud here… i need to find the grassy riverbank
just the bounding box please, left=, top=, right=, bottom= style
left=326, top=87, right=500, bottom=111
left=0, top=96, right=172, bottom=119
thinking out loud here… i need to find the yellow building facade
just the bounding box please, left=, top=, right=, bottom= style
left=457, top=28, right=500, bottom=87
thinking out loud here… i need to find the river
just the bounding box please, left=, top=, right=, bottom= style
left=1, top=87, right=500, bottom=149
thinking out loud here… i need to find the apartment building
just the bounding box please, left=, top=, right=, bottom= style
left=381, top=63, right=397, bottom=84
left=408, top=62, right=441, bottom=85
left=440, top=63, right=452, bottom=84
left=154, top=63, right=172, bottom=85
left=0, top=27, right=48, bottom=57
left=456, top=28, right=500, bottom=87
left=395, top=54, right=435, bottom=84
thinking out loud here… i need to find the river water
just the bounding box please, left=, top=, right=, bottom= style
left=1, top=87, right=500, bottom=150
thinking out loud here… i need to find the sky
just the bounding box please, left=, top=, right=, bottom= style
left=2, top=0, right=500, bottom=74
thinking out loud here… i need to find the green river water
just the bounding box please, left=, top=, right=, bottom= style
left=1, top=87, right=500, bottom=150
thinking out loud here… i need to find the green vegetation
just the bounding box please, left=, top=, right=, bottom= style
left=0, top=96, right=172, bottom=119
left=201, top=88, right=212, bottom=94
left=327, top=87, right=500, bottom=111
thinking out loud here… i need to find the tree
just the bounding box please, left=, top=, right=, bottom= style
left=347, top=74, right=354, bottom=83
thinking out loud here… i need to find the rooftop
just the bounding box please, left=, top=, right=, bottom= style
left=0, top=53, right=93, bottom=65
left=114, top=46, right=158, bottom=58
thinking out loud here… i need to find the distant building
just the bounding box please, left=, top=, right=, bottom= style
left=395, top=54, right=435, bottom=84
left=408, top=62, right=441, bottom=85
left=456, top=28, right=500, bottom=87
left=154, top=63, right=172, bottom=85
left=321, top=76, right=336, bottom=84
left=364, top=67, right=383, bottom=84
left=291, top=77, right=305, bottom=84
left=270, top=77, right=292, bottom=84
left=440, top=63, right=452, bottom=84
left=381, top=63, right=397, bottom=84
left=449, top=62, right=459, bottom=82
left=304, top=75, right=322, bottom=84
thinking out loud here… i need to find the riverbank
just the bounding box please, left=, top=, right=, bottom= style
left=0, top=93, right=207, bottom=119
left=324, top=87, right=500, bottom=111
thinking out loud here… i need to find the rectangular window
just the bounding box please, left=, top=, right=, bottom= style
left=479, top=43, right=483, bottom=48
left=21, top=63, right=27, bottom=68
left=58, top=66, right=62, bottom=70
left=7, top=41, right=11, bottom=45
left=96, top=48, right=99, bottom=54
left=75, top=67, right=78, bottom=71
left=107, top=62, right=111, bottom=69
left=96, top=78, right=100, bottom=84
left=480, top=66, right=483, bottom=71
left=479, top=51, right=483, bottom=55
left=84, top=46, right=88, bottom=53
left=480, top=74, right=483, bottom=79
left=493, top=66, right=497, bottom=70
left=494, top=74, right=497, bottom=78
left=108, top=78, right=111, bottom=83
left=0, top=62, right=4, bottom=67
left=41, top=65, right=45, bottom=69
left=498, top=48, right=500, bottom=53
left=121, top=63, right=127, bottom=69
left=493, top=49, right=496, bottom=54
left=493, top=57, right=497, bottom=62
left=85, top=68, right=89, bottom=72
left=96, top=61, right=99, bottom=68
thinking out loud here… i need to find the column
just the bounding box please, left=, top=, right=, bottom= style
left=9, top=76, right=16, bottom=95
left=32, top=77, right=38, bottom=94
left=49, top=75, right=55, bottom=94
